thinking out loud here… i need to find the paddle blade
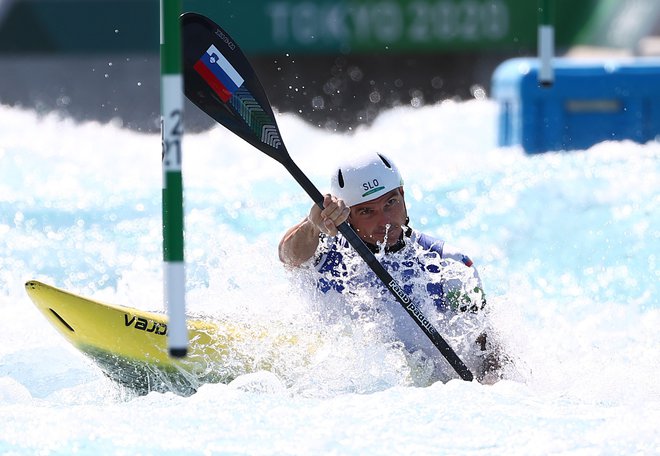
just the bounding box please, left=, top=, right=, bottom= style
left=181, top=12, right=288, bottom=163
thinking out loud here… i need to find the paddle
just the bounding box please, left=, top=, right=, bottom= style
left=180, top=12, right=474, bottom=382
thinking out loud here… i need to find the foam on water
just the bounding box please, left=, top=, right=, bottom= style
left=0, top=101, right=658, bottom=454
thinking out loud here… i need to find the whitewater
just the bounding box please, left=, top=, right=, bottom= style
left=0, top=99, right=658, bottom=455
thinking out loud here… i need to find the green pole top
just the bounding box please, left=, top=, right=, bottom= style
left=161, top=0, right=182, bottom=75
left=539, top=0, right=554, bottom=27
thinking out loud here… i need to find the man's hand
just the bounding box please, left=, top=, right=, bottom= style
left=278, top=194, right=350, bottom=267
left=307, top=194, right=350, bottom=237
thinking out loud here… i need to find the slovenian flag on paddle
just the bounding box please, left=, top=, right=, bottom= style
left=193, top=44, right=244, bottom=102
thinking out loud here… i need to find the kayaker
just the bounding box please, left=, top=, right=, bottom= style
left=278, top=152, right=505, bottom=384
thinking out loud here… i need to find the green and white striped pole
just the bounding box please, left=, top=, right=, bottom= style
left=538, top=0, right=555, bottom=87
left=160, top=0, right=187, bottom=357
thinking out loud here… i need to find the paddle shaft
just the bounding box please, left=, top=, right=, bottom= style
left=280, top=156, right=474, bottom=381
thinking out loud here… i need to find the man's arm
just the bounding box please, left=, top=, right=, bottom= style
left=278, top=218, right=322, bottom=267
left=278, top=194, right=350, bottom=267
left=475, top=332, right=509, bottom=384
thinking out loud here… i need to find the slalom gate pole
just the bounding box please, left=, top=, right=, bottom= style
left=538, top=0, right=555, bottom=87
left=160, top=0, right=187, bottom=357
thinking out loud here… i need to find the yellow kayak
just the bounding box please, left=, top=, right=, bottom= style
left=25, top=280, right=316, bottom=395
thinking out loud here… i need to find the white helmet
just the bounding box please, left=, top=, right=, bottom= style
left=330, top=152, right=403, bottom=207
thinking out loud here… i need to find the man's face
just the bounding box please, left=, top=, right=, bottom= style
left=348, top=188, right=407, bottom=247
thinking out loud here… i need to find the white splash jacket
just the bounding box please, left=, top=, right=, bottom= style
left=313, top=227, right=485, bottom=313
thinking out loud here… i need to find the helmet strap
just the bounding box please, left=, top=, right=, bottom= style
left=361, top=224, right=412, bottom=254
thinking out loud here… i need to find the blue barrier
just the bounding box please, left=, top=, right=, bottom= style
left=492, top=57, right=660, bottom=153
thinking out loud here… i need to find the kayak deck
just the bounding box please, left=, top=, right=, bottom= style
left=25, top=280, right=315, bottom=395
